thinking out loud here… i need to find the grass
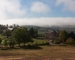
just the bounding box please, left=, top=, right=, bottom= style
left=27, top=39, right=49, bottom=46
left=0, top=46, right=75, bottom=60
left=33, top=39, right=48, bottom=43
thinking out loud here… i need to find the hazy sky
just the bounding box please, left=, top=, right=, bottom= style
left=0, top=0, right=75, bottom=26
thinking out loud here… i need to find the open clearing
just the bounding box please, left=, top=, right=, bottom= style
left=0, top=46, right=75, bottom=60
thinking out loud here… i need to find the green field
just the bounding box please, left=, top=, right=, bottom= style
left=0, top=46, right=75, bottom=60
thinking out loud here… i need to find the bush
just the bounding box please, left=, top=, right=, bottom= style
left=53, top=38, right=62, bottom=44
left=4, top=39, right=8, bottom=46
left=8, top=37, right=15, bottom=48
left=0, top=38, right=2, bottom=44
left=66, top=38, right=75, bottom=45
left=1, top=39, right=8, bottom=49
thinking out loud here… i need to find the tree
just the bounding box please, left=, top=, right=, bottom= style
left=12, top=27, right=33, bottom=47
left=2, top=30, right=11, bottom=38
left=29, top=28, right=35, bottom=38
left=68, top=32, right=75, bottom=40
left=66, top=38, right=75, bottom=45
left=0, top=24, right=7, bottom=34
left=34, top=29, right=38, bottom=38
left=59, top=30, right=68, bottom=43
left=9, top=25, right=13, bottom=28
left=8, top=37, right=15, bottom=48
left=1, top=38, right=8, bottom=49
left=4, top=39, right=8, bottom=47
left=29, top=28, right=38, bottom=38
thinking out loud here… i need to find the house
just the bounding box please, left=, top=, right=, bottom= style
left=46, top=30, right=58, bottom=40
left=8, top=28, right=14, bottom=31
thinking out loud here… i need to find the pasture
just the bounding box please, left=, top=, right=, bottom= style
left=0, top=46, right=75, bottom=60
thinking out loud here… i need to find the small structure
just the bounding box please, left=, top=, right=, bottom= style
left=46, top=30, right=58, bottom=40
left=8, top=28, right=14, bottom=31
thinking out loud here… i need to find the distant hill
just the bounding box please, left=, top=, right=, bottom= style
left=22, top=25, right=75, bottom=35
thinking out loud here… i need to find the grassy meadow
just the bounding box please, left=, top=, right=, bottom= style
left=0, top=46, right=75, bottom=60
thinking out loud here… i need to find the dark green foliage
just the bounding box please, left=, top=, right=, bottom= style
left=66, top=38, right=75, bottom=45
left=53, top=38, right=62, bottom=44
left=12, top=27, right=33, bottom=47
left=68, top=32, right=75, bottom=40
left=29, top=28, right=38, bottom=38
left=34, top=28, right=38, bottom=38
left=2, top=30, right=11, bottom=38
left=8, top=37, right=15, bottom=48
left=9, top=25, right=13, bottom=28
left=0, top=38, right=2, bottom=44
left=29, top=28, right=35, bottom=38
left=4, top=39, right=8, bottom=47
left=0, top=24, right=7, bottom=34
left=59, top=30, right=68, bottom=43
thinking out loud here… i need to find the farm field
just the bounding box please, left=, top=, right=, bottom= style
left=0, top=46, right=75, bottom=60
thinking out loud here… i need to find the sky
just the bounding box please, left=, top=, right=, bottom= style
left=0, top=0, right=75, bottom=26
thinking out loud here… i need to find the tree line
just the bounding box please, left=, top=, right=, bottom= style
left=53, top=30, right=75, bottom=45
left=0, top=26, right=38, bottom=48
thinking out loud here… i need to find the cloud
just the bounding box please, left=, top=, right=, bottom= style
left=1, top=17, right=75, bottom=26
left=0, top=0, right=27, bottom=19
left=30, top=1, right=50, bottom=13
left=56, top=0, right=75, bottom=13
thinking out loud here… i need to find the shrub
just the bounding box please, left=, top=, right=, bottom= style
left=1, top=39, right=8, bottom=49
left=0, top=38, right=2, bottom=44
left=4, top=39, right=8, bottom=46
left=66, top=38, right=75, bottom=45
left=8, top=37, right=15, bottom=48
left=53, top=38, right=62, bottom=44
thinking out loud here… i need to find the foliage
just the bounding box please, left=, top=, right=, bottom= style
left=1, top=38, right=8, bottom=47
left=34, top=28, right=38, bottom=38
left=29, top=28, right=38, bottom=38
left=2, top=30, right=11, bottom=38
left=0, top=38, right=2, bottom=44
left=66, top=38, right=75, bottom=45
left=0, top=24, right=7, bottom=34
left=68, top=32, right=75, bottom=39
left=59, top=30, right=68, bottom=43
left=4, top=39, right=8, bottom=46
left=8, top=37, right=15, bottom=48
left=29, top=28, right=34, bottom=38
left=53, top=38, right=62, bottom=44
left=12, top=27, right=33, bottom=47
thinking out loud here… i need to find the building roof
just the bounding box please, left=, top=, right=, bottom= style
left=8, top=28, right=13, bottom=30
